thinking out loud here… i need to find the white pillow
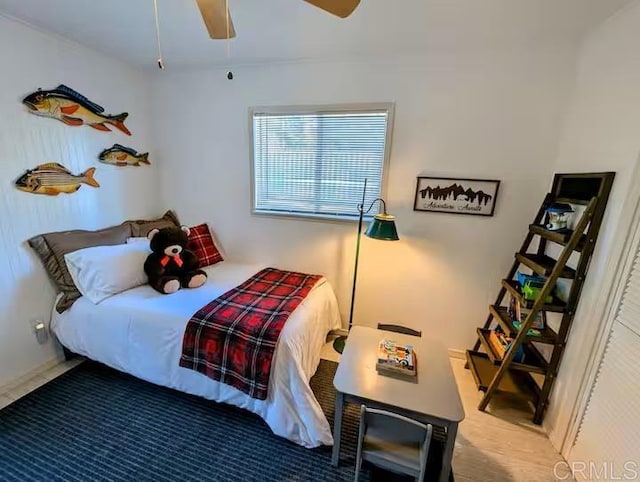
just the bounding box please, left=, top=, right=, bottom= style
left=64, top=242, right=150, bottom=304
left=126, top=237, right=148, bottom=244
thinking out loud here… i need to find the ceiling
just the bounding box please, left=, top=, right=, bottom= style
left=0, top=0, right=632, bottom=68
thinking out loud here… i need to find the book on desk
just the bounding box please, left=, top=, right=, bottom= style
left=376, top=339, right=418, bottom=382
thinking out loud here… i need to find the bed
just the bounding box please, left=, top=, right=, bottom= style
left=51, top=261, right=341, bottom=448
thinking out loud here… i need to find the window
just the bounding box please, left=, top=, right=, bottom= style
left=251, top=104, right=393, bottom=220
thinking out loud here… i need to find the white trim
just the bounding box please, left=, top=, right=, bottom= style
left=0, top=357, right=62, bottom=396
left=251, top=103, right=395, bottom=117
left=329, top=328, right=349, bottom=337
left=250, top=209, right=372, bottom=225
left=560, top=154, right=640, bottom=457
left=448, top=348, right=466, bottom=360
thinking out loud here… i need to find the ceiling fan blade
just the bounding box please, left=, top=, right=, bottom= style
left=303, top=0, right=361, bottom=18
left=195, top=0, right=236, bottom=39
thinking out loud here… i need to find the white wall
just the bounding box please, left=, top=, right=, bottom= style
left=151, top=49, right=576, bottom=351
left=543, top=0, right=640, bottom=452
left=0, top=15, right=160, bottom=387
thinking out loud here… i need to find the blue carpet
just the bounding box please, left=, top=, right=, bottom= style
left=0, top=360, right=372, bottom=482
left=0, top=360, right=451, bottom=481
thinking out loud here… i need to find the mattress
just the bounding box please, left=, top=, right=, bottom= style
left=51, top=262, right=341, bottom=448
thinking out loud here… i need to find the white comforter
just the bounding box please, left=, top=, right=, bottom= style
left=51, top=262, right=341, bottom=448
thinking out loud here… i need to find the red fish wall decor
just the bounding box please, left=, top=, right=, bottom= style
left=22, top=84, right=131, bottom=135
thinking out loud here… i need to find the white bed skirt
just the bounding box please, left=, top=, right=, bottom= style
left=51, top=262, right=341, bottom=448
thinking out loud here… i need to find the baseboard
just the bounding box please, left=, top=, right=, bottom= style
left=328, top=328, right=348, bottom=337
left=0, top=356, right=63, bottom=396
left=448, top=348, right=466, bottom=360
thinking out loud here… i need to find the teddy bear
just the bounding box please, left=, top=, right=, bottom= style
left=144, top=225, right=207, bottom=294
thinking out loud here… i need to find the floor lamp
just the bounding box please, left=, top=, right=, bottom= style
left=333, top=179, right=399, bottom=354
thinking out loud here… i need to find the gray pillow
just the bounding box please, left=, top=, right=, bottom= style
left=29, top=210, right=182, bottom=313
left=126, top=210, right=180, bottom=237
left=29, top=223, right=132, bottom=313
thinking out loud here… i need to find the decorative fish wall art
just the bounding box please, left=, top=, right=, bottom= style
left=15, top=163, right=100, bottom=196
left=99, top=144, right=150, bottom=167
left=22, top=84, right=131, bottom=136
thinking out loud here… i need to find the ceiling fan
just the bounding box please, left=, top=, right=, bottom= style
left=194, top=0, right=361, bottom=39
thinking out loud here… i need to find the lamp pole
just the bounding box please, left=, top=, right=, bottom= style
left=333, top=179, right=398, bottom=354
left=348, top=178, right=368, bottom=330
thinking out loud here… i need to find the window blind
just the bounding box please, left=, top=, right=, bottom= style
left=252, top=108, right=391, bottom=219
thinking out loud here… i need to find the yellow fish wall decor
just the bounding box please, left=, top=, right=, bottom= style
left=22, top=84, right=131, bottom=136
left=99, top=144, right=150, bottom=167
left=15, top=163, right=100, bottom=196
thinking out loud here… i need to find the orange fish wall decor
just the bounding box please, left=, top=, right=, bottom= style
left=22, top=84, right=131, bottom=135
left=99, top=144, right=150, bottom=167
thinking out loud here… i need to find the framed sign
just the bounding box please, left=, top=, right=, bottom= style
left=413, top=177, right=500, bottom=216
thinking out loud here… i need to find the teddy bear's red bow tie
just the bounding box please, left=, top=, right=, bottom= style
left=160, top=254, right=183, bottom=268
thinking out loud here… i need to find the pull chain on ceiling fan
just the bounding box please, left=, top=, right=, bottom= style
left=225, top=0, right=233, bottom=79
left=153, top=0, right=164, bottom=69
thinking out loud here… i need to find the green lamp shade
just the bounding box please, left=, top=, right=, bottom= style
left=365, top=214, right=399, bottom=241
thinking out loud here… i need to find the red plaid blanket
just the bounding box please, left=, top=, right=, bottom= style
left=179, top=267, right=322, bottom=400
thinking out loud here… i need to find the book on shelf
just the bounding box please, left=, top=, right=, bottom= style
left=376, top=339, right=417, bottom=378
left=508, top=295, right=546, bottom=331
left=488, top=329, right=527, bottom=363
left=488, top=330, right=507, bottom=356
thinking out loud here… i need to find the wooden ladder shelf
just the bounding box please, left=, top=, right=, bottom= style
left=466, top=172, right=615, bottom=424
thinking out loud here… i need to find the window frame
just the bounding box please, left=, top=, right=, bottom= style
left=249, top=103, right=395, bottom=223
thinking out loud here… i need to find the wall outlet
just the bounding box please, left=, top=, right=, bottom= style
left=30, top=319, right=49, bottom=345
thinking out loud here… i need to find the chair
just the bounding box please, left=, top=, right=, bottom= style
left=377, top=323, right=422, bottom=338
left=354, top=405, right=433, bottom=482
